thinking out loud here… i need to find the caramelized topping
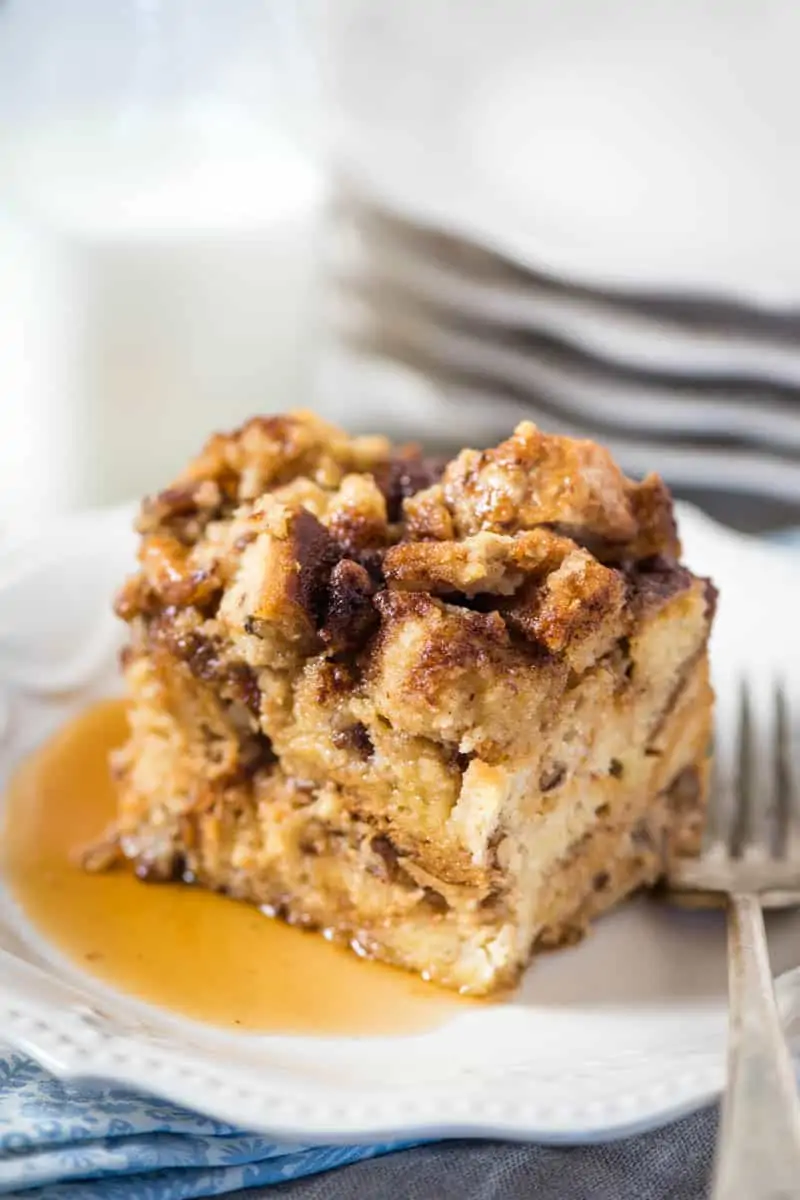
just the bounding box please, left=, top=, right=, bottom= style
left=118, top=411, right=694, bottom=671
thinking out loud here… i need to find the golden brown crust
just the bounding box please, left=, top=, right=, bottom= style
left=500, top=550, right=627, bottom=671
left=106, top=411, right=714, bottom=994
left=177, top=410, right=391, bottom=501
left=383, top=528, right=575, bottom=596
left=118, top=425, right=684, bottom=687
left=404, top=422, right=680, bottom=560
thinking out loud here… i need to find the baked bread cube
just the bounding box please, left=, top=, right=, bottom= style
left=106, top=411, right=715, bottom=994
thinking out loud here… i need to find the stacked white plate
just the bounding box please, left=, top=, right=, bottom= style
left=316, top=0, right=800, bottom=520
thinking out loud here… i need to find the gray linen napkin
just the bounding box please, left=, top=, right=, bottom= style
left=246, top=1107, right=716, bottom=1199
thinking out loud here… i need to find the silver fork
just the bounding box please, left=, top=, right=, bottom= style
left=669, top=678, right=800, bottom=1199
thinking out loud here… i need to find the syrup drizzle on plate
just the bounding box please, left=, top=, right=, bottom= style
left=2, top=701, right=468, bottom=1035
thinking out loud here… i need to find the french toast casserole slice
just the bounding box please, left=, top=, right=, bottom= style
left=104, top=411, right=715, bottom=994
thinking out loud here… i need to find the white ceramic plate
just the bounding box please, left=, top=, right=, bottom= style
left=330, top=1, right=800, bottom=305
left=2, top=503, right=800, bottom=1145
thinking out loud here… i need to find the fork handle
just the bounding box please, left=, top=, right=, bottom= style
left=713, top=892, right=800, bottom=1199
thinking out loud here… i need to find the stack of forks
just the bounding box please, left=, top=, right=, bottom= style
left=322, top=189, right=800, bottom=527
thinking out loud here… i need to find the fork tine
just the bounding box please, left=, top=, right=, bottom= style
left=731, top=679, right=750, bottom=857
left=775, top=683, right=791, bottom=857
left=704, top=676, right=739, bottom=853
left=777, top=683, right=800, bottom=855
left=738, top=676, right=779, bottom=860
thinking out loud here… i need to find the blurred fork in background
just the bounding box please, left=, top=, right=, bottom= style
left=320, top=190, right=800, bottom=530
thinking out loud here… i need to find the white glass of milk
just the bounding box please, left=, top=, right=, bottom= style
left=0, top=0, right=324, bottom=518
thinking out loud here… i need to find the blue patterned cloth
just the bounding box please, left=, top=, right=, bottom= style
left=0, top=1050, right=412, bottom=1198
